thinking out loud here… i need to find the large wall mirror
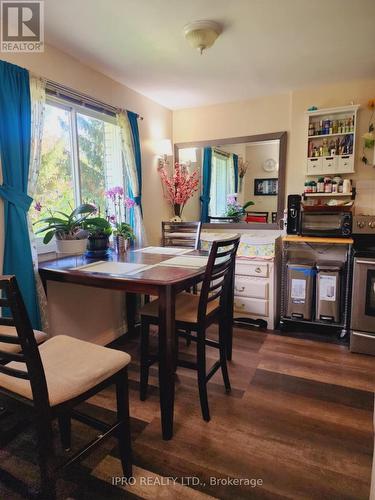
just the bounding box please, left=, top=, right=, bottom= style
left=174, top=132, right=287, bottom=229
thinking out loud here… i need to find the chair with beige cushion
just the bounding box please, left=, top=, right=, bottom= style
left=0, top=275, right=132, bottom=499
left=139, top=235, right=240, bottom=422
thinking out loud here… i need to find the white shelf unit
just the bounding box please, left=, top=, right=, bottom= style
left=303, top=191, right=353, bottom=197
left=305, top=105, right=360, bottom=176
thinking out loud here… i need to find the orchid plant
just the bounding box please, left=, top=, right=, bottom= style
left=105, top=185, right=136, bottom=236
left=225, top=195, right=254, bottom=222
left=158, top=162, right=199, bottom=218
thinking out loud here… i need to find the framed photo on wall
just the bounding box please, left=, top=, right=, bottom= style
left=254, top=178, right=278, bottom=196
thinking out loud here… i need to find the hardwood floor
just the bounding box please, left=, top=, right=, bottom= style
left=0, top=327, right=373, bottom=499
left=90, top=327, right=374, bottom=500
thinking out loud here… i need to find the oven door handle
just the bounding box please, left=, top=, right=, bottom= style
left=352, top=331, right=375, bottom=340
left=355, top=260, right=375, bottom=266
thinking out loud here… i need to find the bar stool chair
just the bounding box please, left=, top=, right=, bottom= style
left=0, top=275, right=132, bottom=499
left=139, top=235, right=240, bottom=422
left=161, top=221, right=202, bottom=249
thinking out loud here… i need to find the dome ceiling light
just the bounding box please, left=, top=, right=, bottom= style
left=184, top=20, right=222, bottom=55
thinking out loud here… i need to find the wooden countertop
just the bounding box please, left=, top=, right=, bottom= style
left=282, top=235, right=353, bottom=244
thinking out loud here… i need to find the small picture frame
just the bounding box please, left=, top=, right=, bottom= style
left=254, top=178, right=278, bottom=196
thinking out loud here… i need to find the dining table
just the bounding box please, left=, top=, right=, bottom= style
left=38, top=247, right=234, bottom=440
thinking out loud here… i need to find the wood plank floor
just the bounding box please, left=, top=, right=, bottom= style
left=0, top=327, right=373, bottom=499
left=90, top=327, right=375, bottom=500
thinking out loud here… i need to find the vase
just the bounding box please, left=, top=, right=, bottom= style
left=114, top=235, right=129, bottom=254
left=174, top=204, right=181, bottom=217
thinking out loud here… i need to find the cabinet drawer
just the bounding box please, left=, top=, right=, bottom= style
left=234, top=276, right=268, bottom=299
left=236, top=261, right=269, bottom=278
left=322, top=156, right=337, bottom=174
left=338, top=155, right=354, bottom=173
left=307, top=157, right=323, bottom=175
left=234, top=297, right=268, bottom=317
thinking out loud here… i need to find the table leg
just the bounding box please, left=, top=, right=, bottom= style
left=125, top=293, right=137, bottom=337
left=158, top=285, right=176, bottom=440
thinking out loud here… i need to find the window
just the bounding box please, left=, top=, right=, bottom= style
left=31, top=98, right=125, bottom=251
left=209, top=151, right=235, bottom=217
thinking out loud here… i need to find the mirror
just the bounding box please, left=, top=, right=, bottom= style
left=174, top=132, right=287, bottom=228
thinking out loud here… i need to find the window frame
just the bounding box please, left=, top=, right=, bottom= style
left=35, top=96, right=122, bottom=255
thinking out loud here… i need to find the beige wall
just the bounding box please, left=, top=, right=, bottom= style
left=0, top=45, right=172, bottom=343
left=173, top=78, right=375, bottom=214
left=244, top=142, right=279, bottom=216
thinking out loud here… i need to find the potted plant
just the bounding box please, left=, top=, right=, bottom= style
left=225, top=196, right=254, bottom=223
left=34, top=203, right=96, bottom=254
left=113, top=222, right=135, bottom=254
left=84, top=217, right=113, bottom=258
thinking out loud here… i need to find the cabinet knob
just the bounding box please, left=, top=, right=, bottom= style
left=235, top=286, right=245, bottom=292
left=255, top=267, right=262, bottom=273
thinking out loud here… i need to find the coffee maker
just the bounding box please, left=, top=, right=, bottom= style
left=286, top=194, right=301, bottom=234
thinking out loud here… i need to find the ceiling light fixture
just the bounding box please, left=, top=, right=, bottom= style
left=184, top=20, right=222, bottom=55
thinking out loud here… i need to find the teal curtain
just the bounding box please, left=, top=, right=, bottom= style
left=200, top=147, right=212, bottom=223
left=126, top=111, right=142, bottom=244
left=0, top=60, right=40, bottom=328
left=233, top=154, right=239, bottom=193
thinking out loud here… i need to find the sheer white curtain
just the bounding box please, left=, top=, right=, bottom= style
left=116, top=111, right=146, bottom=247
left=209, top=151, right=235, bottom=216
left=27, top=76, right=48, bottom=330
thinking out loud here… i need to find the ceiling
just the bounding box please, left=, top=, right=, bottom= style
left=45, top=0, right=375, bottom=110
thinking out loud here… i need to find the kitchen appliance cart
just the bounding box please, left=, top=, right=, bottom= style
left=279, top=235, right=353, bottom=338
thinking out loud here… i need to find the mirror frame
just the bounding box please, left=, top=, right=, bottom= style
left=174, top=131, right=287, bottom=230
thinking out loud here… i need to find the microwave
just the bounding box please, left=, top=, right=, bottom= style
left=300, top=211, right=352, bottom=237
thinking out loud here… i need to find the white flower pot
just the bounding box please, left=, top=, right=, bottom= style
left=56, top=238, right=88, bottom=255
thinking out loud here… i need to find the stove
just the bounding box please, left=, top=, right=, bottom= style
left=350, top=215, right=375, bottom=355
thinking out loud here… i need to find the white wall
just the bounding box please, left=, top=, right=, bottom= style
left=0, top=45, right=172, bottom=343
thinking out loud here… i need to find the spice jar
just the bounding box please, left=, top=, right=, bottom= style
left=324, top=179, right=332, bottom=193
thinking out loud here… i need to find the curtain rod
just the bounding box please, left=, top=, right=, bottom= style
left=213, top=147, right=230, bottom=158
left=45, top=80, right=144, bottom=120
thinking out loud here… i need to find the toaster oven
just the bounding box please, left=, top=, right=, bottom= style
left=300, top=211, right=352, bottom=237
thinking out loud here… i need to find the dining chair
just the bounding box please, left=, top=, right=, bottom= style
left=0, top=275, right=132, bottom=499
left=161, top=221, right=202, bottom=249
left=245, top=211, right=269, bottom=223
left=139, top=235, right=240, bottom=422
left=208, top=216, right=237, bottom=223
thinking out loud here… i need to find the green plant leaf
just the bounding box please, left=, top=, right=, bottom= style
left=71, top=203, right=97, bottom=218
left=243, top=201, right=255, bottom=209
left=43, top=230, right=55, bottom=244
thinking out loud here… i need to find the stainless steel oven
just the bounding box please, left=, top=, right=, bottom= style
left=350, top=219, right=375, bottom=355
left=300, top=211, right=352, bottom=237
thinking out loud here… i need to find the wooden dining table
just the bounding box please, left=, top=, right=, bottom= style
left=38, top=248, right=234, bottom=440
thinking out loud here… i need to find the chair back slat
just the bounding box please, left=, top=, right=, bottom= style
left=162, top=221, right=202, bottom=249
left=0, top=317, right=16, bottom=327
left=0, top=350, right=26, bottom=363
left=0, top=276, right=50, bottom=407
left=0, top=298, right=9, bottom=308
left=0, top=363, right=30, bottom=380
left=198, top=236, right=240, bottom=322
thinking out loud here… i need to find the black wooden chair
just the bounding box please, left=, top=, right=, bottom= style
left=0, top=275, right=132, bottom=499
left=161, top=221, right=202, bottom=249
left=139, top=235, right=240, bottom=422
